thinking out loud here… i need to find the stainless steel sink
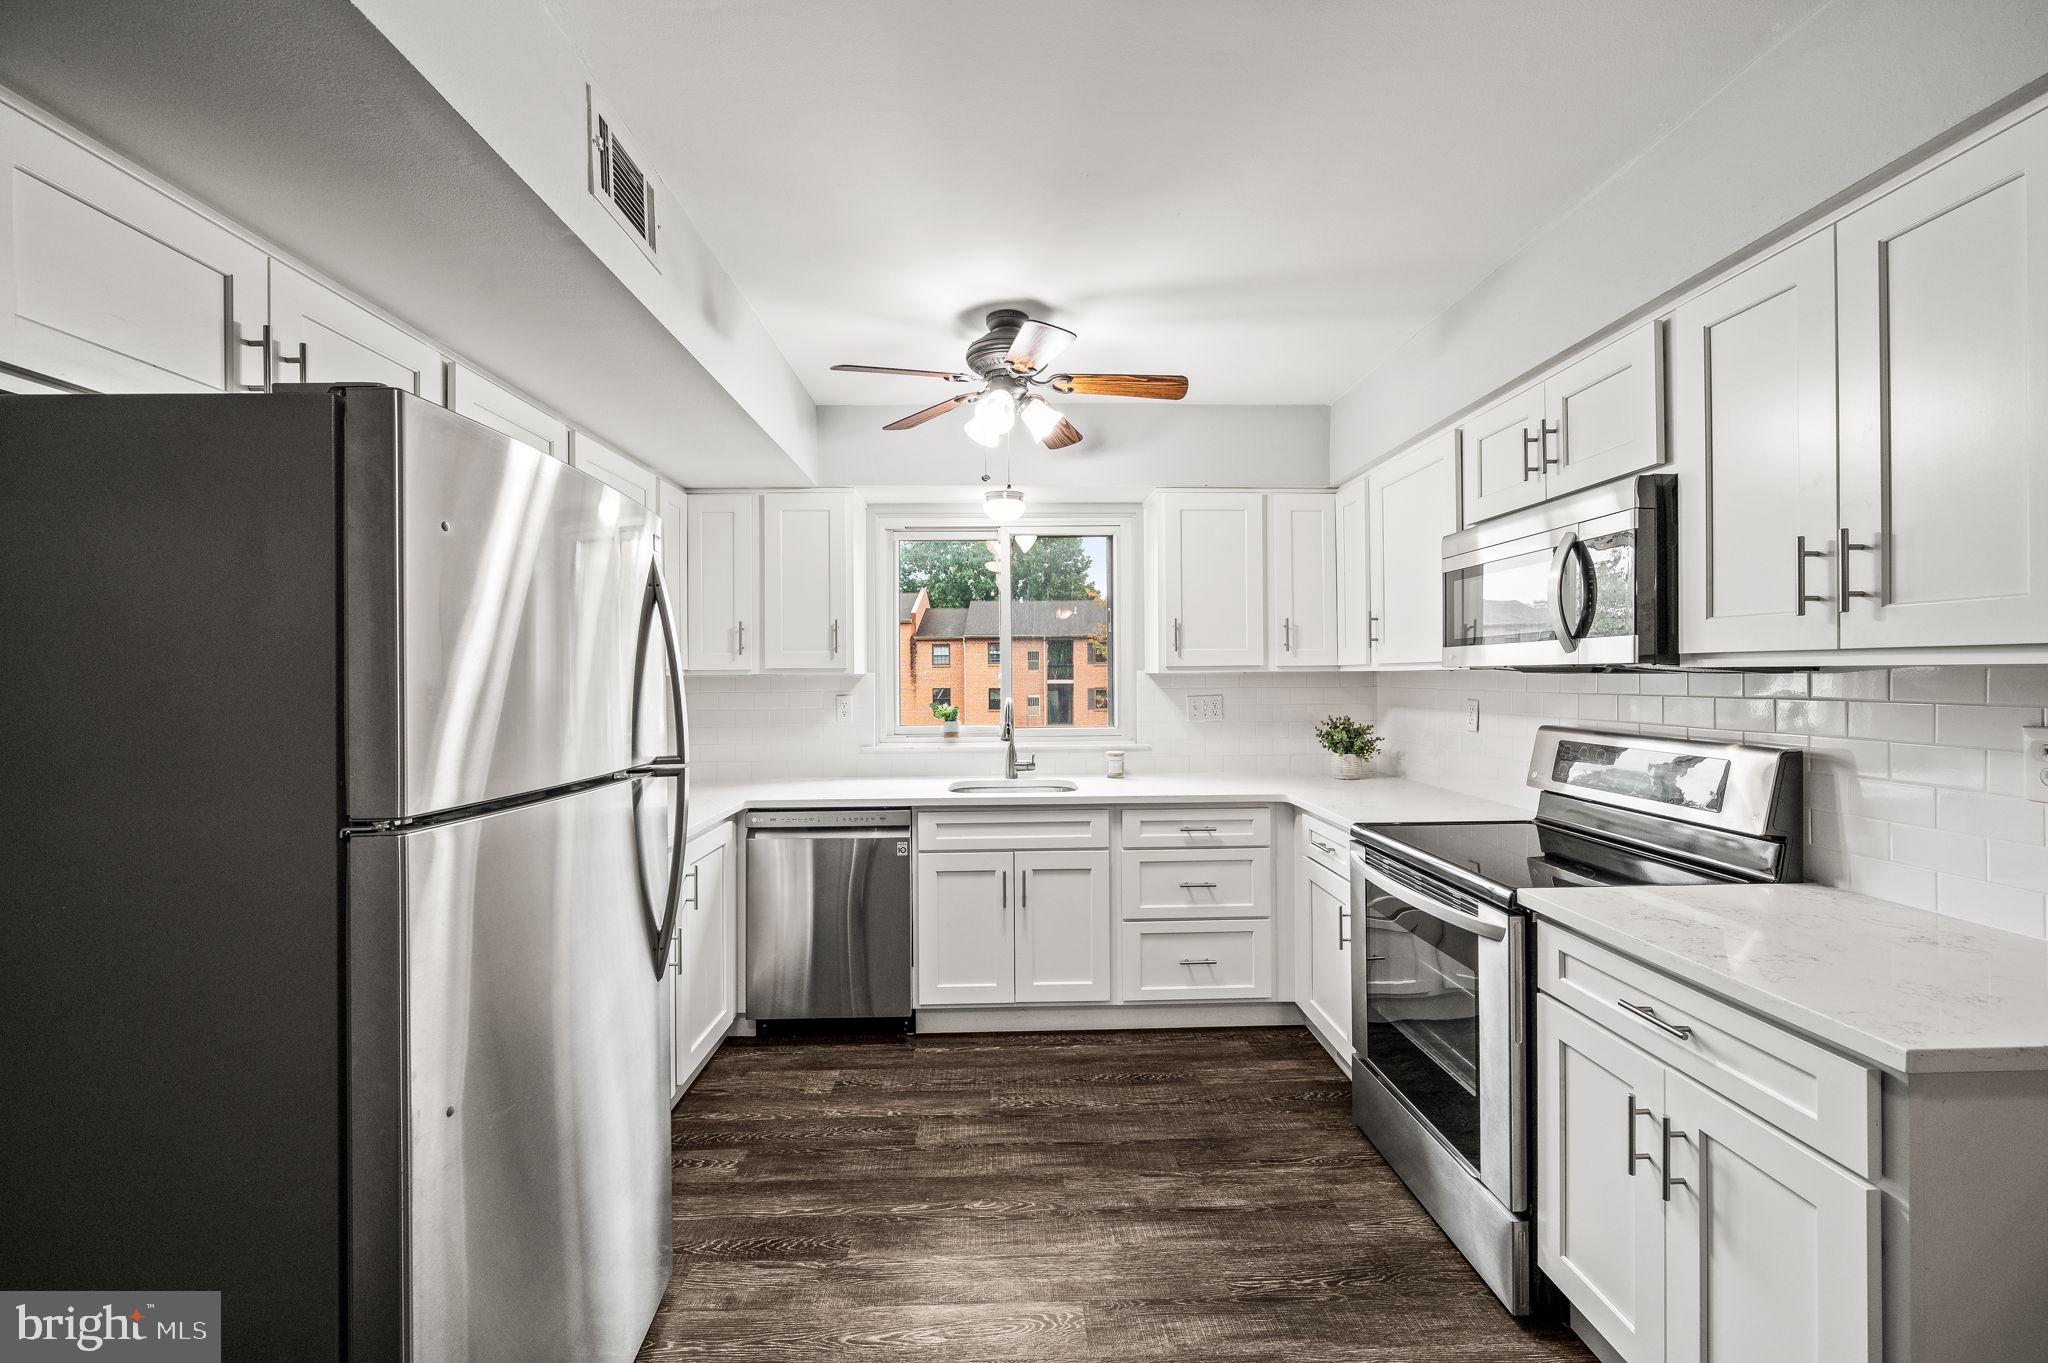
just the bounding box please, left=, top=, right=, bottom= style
left=946, top=779, right=1079, bottom=793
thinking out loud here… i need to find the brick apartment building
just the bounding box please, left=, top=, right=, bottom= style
left=898, top=589, right=1111, bottom=728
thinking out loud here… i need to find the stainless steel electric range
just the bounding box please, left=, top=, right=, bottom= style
left=1347, top=725, right=1804, bottom=1314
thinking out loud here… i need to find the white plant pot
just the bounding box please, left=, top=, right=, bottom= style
left=1331, top=752, right=1371, bottom=780
left=942, top=720, right=960, bottom=737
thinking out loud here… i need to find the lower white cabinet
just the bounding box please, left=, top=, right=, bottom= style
left=1119, top=919, right=1272, bottom=1001
left=670, top=825, right=736, bottom=1101
left=1538, top=992, right=1877, bottom=1363
left=1119, top=847, right=1270, bottom=920
left=916, top=849, right=1110, bottom=1006
left=1299, top=858, right=1351, bottom=1054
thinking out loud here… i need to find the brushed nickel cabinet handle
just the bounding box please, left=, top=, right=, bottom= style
left=830, top=619, right=839, bottom=656
left=1173, top=617, right=1183, bottom=654
left=1796, top=535, right=1832, bottom=614
left=1661, top=1117, right=1689, bottom=1201
left=1367, top=612, right=1380, bottom=645
left=239, top=322, right=274, bottom=391
left=1282, top=617, right=1292, bottom=652
left=736, top=620, right=746, bottom=656
left=1539, top=419, right=1560, bottom=469
left=276, top=339, right=308, bottom=378
left=1618, top=999, right=1693, bottom=1040
left=1839, top=527, right=1882, bottom=612
left=1179, top=825, right=1218, bottom=833
left=1179, top=881, right=1220, bottom=890
left=1522, top=427, right=1542, bottom=479
left=1179, top=957, right=1219, bottom=967
left=1626, top=1095, right=1655, bottom=1177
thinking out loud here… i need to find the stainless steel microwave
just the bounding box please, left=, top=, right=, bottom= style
left=1440, top=474, right=1676, bottom=669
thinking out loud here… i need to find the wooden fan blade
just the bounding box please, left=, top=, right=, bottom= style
left=1004, top=319, right=1077, bottom=374
left=882, top=391, right=980, bottom=431
left=1051, top=373, right=1189, bottom=400
left=832, top=364, right=975, bottom=382
left=1043, top=416, right=1083, bottom=450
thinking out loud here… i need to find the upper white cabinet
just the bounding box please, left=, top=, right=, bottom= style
left=1367, top=429, right=1458, bottom=667
left=268, top=261, right=445, bottom=402
left=1459, top=381, right=1549, bottom=524
left=760, top=491, right=862, bottom=671
left=1836, top=109, right=2048, bottom=650
left=570, top=431, right=659, bottom=507
left=1267, top=492, right=1339, bottom=668
left=0, top=101, right=267, bottom=393
left=1149, top=491, right=1267, bottom=669
left=1335, top=476, right=1372, bottom=667
left=1674, top=230, right=1840, bottom=655
left=685, top=492, right=758, bottom=673
left=1459, top=323, right=1664, bottom=527
left=448, top=361, right=568, bottom=461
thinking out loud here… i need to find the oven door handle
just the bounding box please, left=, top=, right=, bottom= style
left=1546, top=529, right=1586, bottom=654
left=1353, top=856, right=1509, bottom=942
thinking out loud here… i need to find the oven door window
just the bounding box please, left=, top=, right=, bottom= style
left=1444, top=543, right=1557, bottom=648
left=1359, top=875, right=1485, bottom=1170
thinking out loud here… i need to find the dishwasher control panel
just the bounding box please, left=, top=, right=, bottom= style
left=743, top=808, right=912, bottom=830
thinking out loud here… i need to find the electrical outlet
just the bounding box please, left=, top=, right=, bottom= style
left=1466, top=698, right=1481, bottom=733
left=834, top=694, right=853, bottom=722
left=1188, top=694, right=1225, bottom=724
left=2024, top=727, right=2048, bottom=803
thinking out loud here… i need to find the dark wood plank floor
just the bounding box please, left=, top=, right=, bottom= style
left=638, top=1027, right=1593, bottom=1362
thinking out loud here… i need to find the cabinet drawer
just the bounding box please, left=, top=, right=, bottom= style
left=1299, top=815, right=1348, bottom=875
left=916, top=807, right=1109, bottom=852
left=1119, top=848, right=1271, bottom=920
left=1120, top=806, right=1271, bottom=848
left=1119, top=919, right=1273, bottom=1001
left=1539, top=924, right=1878, bottom=1177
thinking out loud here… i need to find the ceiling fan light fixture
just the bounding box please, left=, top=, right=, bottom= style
left=984, top=487, right=1027, bottom=524
left=962, top=387, right=1016, bottom=447
left=1019, top=395, right=1064, bottom=444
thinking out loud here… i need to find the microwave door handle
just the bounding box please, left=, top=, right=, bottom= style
left=1546, top=528, right=1583, bottom=654
left=1353, top=858, right=1509, bottom=942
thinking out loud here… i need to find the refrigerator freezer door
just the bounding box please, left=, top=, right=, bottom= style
left=350, top=778, right=676, bottom=1362
left=343, top=390, right=670, bottom=821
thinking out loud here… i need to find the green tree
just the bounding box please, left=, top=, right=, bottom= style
left=1010, top=537, right=1101, bottom=603
left=898, top=539, right=999, bottom=608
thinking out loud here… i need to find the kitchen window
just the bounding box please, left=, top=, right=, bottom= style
left=930, top=687, right=952, bottom=709
left=885, top=520, right=1127, bottom=739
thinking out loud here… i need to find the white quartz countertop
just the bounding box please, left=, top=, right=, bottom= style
left=683, top=773, right=1525, bottom=844
left=1524, top=884, right=2048, bottom=1074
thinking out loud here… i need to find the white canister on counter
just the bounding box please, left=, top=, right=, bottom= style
left=1105, top=750, right=1127, bottom=778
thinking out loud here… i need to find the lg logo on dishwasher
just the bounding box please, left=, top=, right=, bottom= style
left=3, top=1293, right=217, bottom=1359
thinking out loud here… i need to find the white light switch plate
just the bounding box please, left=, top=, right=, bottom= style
left=1188, top=694, right=1224, bottom=723
left=1466, top=699, right=1481, bottom=733
left=2024, top=727, right=2048, bottom=803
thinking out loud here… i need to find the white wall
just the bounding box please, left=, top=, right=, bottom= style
left=820, top=403, right=1332, bottom=491
left=1331, top=0, right=2048, bottom=480
left=349, top=0, right=818, bottom=479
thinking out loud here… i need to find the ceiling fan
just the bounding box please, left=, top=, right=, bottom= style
left=832, top=308, right=1189, bottom=451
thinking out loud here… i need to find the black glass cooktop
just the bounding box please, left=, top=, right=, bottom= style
left=1353, top=819, right=1730, bottom=904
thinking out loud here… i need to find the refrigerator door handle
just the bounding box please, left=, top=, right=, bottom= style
left=631, top=553, right=690, bottom=976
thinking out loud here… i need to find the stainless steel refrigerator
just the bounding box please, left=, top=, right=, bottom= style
left=0, top=386, right=687, bottom=1360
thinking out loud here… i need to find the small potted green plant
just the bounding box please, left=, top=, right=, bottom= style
left=1315, top=715, right=1382, bottom=780
left=932, top=701, right=961, bottom=737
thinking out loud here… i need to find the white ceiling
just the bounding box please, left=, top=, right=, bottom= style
left=545, top=0, right=1828, bottom=408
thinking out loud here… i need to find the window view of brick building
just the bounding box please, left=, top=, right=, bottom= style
left=899, top=589, right=1112, bottom=728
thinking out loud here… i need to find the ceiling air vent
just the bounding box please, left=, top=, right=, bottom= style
left=587, top=89, right=659, bottom=264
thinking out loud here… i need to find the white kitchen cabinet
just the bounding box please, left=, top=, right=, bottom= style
left=1537, top=995, right=1669, bottom=1363
left=671, top=825, right=735, bottom=1100
left=1149, top=491, right=1266, bottom=669
left=1459, top=324, right=1664, bottom=527
left=1013, top=851, right=1112, bottom=1004
left=760, top=491, right=862, bottom=671
left=0, top=100, right=267, bottom=393
left=1335, top=475, right=1372, bottom=667
left=1673, top=230, right=1840, bottom=655
left=656, top=479, right=689, bottom=664
left=570, top=430, right=659, bottom=507
left=1663, top=1073, right=1878, bottom=1363
left=447, top=361, right=567, bottom=460
left=685, top=493, right=759, bottom=672
left=1836, top=108, right=2048, bottom=650
left=1299, top=859, right=1351, bottom=1056
left=1367, top=429, right=1458, bottom=667
left=1119, top=919, right=1272, bottom=1001
left=1267, top=492, right=1339, bottom=667
left=268, top=261, right=445, bottom=402
left=916, top=848, right=1110, bottom=1006
left=1119, top=847, right=1271, bottom=920
left=1542, top=323, right=1664, bottom=499
left=916, top=851, right=1013, bottom=1006
left=1458, top=382, right=1548, bottom=524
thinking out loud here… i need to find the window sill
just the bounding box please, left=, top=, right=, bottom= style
left=862, top=739, right=1151, bottom=755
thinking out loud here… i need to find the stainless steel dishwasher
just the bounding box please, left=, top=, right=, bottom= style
left=743, top=809, right=914, bottom=1030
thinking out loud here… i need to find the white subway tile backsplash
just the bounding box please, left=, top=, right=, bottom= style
left=1745, top=672, right=1808, bottom=698
left=1890, top=666, right=1988, bottom=703
left=1775, top=699, right=1846, bottom=736
left=1936, top=874, right=2047, bottom=937
left=1933, top=704, right=2042, bottom=751
left=1888, top=825, right=1986, bottom=879
left=1714, top=697, right=1774, bottom=730
left=1662, top=696, right=1715, bottom=727
left=1987, top=666, right=2048, bottom=706
left=1848, top=702, right=1935, bottom=743
left=1811, top=670, right=1889, bottom=701
left=1888, top=742, right=1986, bottom=790
left=1685, top=672, right=1744, bottom=697
left=1620, top=695, right=1661, bottom=724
